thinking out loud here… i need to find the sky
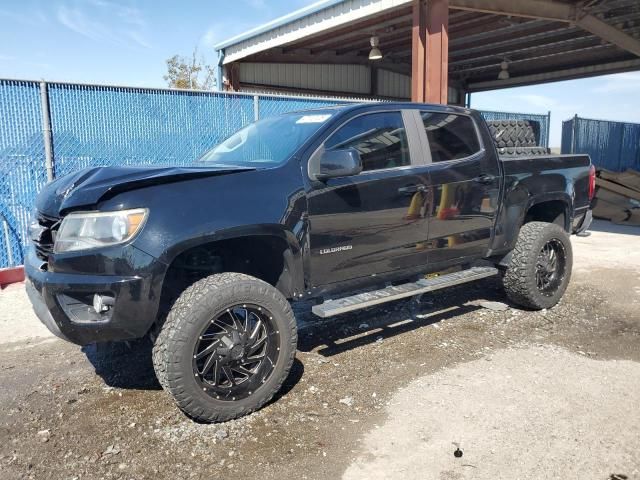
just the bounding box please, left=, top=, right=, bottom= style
left=1, top=0, right=639, bottom=147
left=471, top=73, right=640, bottom=147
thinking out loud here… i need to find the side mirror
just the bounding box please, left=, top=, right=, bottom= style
left=317, top=148, right=363, bottom=180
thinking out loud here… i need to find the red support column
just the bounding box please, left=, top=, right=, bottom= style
left=411, top=0, right=449, bottom=104
left=426, top=0, right=449, bottom=104
left=411, top=0, right=427, bottom=102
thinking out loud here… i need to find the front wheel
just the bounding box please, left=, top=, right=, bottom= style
left=503, top=221, right=573, bottom=310
left=152, top=273, right=297, bottom=422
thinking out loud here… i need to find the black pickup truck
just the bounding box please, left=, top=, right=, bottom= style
left=26, top=103, right=594, bottom=422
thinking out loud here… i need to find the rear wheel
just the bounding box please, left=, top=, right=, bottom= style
left=503, top=222, right=573, bottom=310
left=152, top=273, right=297, bottom=422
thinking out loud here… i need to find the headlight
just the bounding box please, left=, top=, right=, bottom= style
left=54, top=209, right=148, bottom=253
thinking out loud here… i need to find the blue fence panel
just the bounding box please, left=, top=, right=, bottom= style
left=0, top=80, right=47, bottom=267
left=479, top=109, right=550, bottom=147
left=258, top=95, right=353, bottom=119
left=560, top=116, right=640, bottom=172
left=48, top=84, right=255, bottom=177
left=560, top=118, right=574, bottom=154
left=620, top=121, right=640, bottom=171
left=0, top=78, right=561, bottom=268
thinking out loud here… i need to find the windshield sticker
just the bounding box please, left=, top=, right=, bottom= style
left=296, top=114, right=332, bottom=124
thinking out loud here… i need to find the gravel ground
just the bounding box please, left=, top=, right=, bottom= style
left=0, top=220, right=639, bottom=480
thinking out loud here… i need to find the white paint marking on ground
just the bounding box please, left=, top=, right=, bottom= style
left=343, top=345, right=640, bottom=480
left=572, top=220, right=640, bottom=271
left=0, top=283, right=53, bottom=344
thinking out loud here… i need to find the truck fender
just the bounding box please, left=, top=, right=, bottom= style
left=493, top=190, right=572, bottom=255
left=524, top=192, right=573, bottom=231
left=161, top=225, right=305, bottom=299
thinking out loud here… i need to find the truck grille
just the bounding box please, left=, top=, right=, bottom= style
left=30, top=213, right=61, bottom=261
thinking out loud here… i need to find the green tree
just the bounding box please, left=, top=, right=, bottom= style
left=164, top=48, right=216, bottom=90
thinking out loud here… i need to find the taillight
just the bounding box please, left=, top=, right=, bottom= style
left=588, top=165, right=596, bottom=201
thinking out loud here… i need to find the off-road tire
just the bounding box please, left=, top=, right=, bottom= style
left=151, top=312, right=171, bottom=390
left=487, top=120, right=539, bottom=148
left=503, top=222, right=573, bottom=310
left=152, top=272, right=297, bottom=422
left=497, top=146, right=550, bottom=156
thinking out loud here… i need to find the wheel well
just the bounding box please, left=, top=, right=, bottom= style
left=524, top=200, right=568, bottom=231
left=158, top=236, right=293, bottom=321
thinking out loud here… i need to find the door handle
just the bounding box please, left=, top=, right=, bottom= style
left=398, top=184, right=427, bottom=195
left=473, top=174, right=496, bottom=185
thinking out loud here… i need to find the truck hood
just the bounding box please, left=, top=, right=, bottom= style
left=36, top=165, right=254, bottom=216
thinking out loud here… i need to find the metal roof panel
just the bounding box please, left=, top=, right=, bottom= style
left=214, top=0, right=346, bottom=50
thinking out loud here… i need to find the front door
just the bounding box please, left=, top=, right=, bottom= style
left=306, top=110, right=431, bottom=286
left=417, top=110, right=501, bottom=265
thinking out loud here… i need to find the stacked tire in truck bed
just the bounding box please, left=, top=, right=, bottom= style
left=486, top=119, right=550, bottom=156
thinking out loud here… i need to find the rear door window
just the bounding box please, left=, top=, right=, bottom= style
left=420, top=112, right=481, bottom=163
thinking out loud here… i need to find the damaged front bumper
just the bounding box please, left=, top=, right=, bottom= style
left=24, top=246, right=164, bottom=346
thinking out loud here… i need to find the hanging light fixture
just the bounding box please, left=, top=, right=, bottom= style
left=498, top=60, right=510, bottom=80
left=369, top=36, right=383, bottom=61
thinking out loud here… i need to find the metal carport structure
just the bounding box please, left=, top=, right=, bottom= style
left=214, top=0, right=640, bottom=105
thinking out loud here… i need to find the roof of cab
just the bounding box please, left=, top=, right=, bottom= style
left=283, top=102, right=476, bottom=117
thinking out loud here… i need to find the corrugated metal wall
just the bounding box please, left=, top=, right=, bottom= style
left=238, top=63, right=501, bottom=106
left=561, top=116, right=640, bottom=172
left=240, top=63, right=372, bottom=96
left=240, top=63, right=414, bottom=99
left=376, top=69, right=410, bottom=99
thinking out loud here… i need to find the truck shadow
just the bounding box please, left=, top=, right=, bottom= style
left=81, top=337, right=161, bottom=390
left=296, top=276, right=507, bottom=357
left=82, top=335, right=305, bottom=401
left=82, top=277, right=507, bottom=392
left=81, top=333, right=306, bottom=395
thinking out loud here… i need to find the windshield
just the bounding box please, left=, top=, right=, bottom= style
left=198, top=111, right=334, bottom=167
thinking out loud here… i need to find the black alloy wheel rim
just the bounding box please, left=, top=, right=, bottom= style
left=535, top=238, right=566, bottom=296
left=193, top=304, right=280, bottom=401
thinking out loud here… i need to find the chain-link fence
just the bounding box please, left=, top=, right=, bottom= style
left=0, top=78, right=552, bottom=268
left=48, top=84, right=259, bottom=175
left=561, top=115, right=640, bottom=172
left=257, top=94, right=352, bottom=119
left=0, top=80, right=48, bottom=268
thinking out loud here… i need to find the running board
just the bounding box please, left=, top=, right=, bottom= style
left=312, top=266, right=499, bottom=318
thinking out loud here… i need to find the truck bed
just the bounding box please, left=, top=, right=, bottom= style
left=499, top=153, right=591, bottom=171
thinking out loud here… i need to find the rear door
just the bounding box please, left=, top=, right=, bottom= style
left=416, top=110, right=501, bottom=264
left=306, top=110, right=431, bottom=286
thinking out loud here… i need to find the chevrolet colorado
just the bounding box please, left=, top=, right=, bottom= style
left=25, top=103, right=594, bottom=422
